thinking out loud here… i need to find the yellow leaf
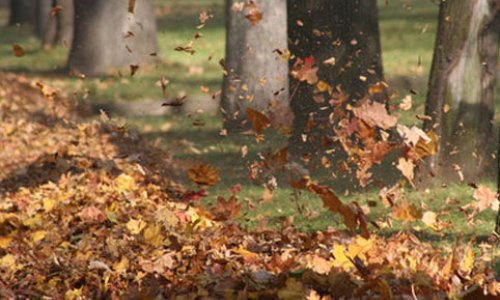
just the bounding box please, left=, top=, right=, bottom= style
left=277, top=278, right=307, bottom=300
left=126, top=218, right=147, bottom=235
left=114, top=256, right=129, bottom=275
left=332, top=244, right=353, bottom=269
left=0, top=236, right=13, bottom=249
left=348, top=236, right=375, bottom=261
left=43, top=198, right=58, bottom=212
left=32, top=230, right=47, bottom=243
left=115, top=173, right=136, bottom=193
left=65, top=287, right=83, bottom=300
left=460, top=243, right=474, bottom=275
left=421, top=211, right=438, bottom=230
left=0, top=254, right=17, bottom=271
left=143, top=224, right=164, bottom=247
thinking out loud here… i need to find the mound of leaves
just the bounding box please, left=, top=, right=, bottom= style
left=0, top=72, right=498, bottom=299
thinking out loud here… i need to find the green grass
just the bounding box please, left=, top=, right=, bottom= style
left=0, top=0, right=498, bottom=257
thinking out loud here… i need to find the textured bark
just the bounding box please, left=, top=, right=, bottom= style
left=288, top=0, right=384, bottom=158
left=68, top=0, right=158, bottom=77
left=221, top=0, right=289, bottom=132
left=423, top=0, right=499, bottom=183
left=9, top=0, right=36, bottom=26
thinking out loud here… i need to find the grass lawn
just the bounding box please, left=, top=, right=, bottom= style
left=0, top=0, right=498, bottom=260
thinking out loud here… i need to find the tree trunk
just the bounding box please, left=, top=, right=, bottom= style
left=68, top=0, right=158, bottom=77
left=221, top=0, right=289, bottom=132
left=9, top=0, right=36, bottom=26
left=38, top=0, right=74, bottom=48
left=37, top=0, right=57, bottom=47
left=423, top=0, right=499, bottom=183
left=287, top=0, right=384, bottom=159
left=496, top=127, right=500, bottom=235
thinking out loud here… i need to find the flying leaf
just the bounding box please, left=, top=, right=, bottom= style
left=12, top=44, right=25, bottom=57
left=128, top=0, right=136, bottom=13
left=392, top=200, right=421, bottom=222
left=245, top=2, right=263, bottom=26
left=246, top=108, right=271, bottom=134
left=397, top=158, right=415, bottom=187
left=187, top=164, right=220, bottom=186
left=353, top=102, right=397, bottom=130
left=473, top=185, right=498, bottom=212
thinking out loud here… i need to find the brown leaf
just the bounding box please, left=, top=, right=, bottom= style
left=246, top=108, right=271, bottom=134
left=128, top=0, right=136, bottom=13
left=245, top=2, right=263, bottom=26
left=12, top=44, right=25, bottom=57
left=187, top=164, right=220, bottom=186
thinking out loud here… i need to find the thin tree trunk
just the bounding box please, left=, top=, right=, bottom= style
left=288, top=0, right=384, bottom=159
left=54, top=0, right=74, bottom=47
left=68, top=0, right=158, bottom=77
left=9, top=0, right=36, bottom=26
left=38, top=0, right=57, bottom=47
left=423, top=0, right=499, bottom=183
left=221, top=0, right=289, bottom=132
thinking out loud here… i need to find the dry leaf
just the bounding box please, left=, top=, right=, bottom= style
left=12, top=44, right=25, bottom=57
left=245, top=2, right=263, bottom=26
left=188, top=164, right=220, bottom=186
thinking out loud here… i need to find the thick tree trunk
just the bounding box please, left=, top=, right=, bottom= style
left=221, top=0, right=289, bottom=132
left=68, top=0, right=158, bottom=77
left=287, top=0, right=384, bottom=159
left=9, top=0, right=36, bottom=26
left=423, top=0, right=499, bottom=183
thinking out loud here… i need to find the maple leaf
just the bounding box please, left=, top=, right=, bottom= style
left=473, top=185, right=498, bottom=212
left=213, top=195, right=242, bottom=220
left=293, top=56, right=319, bottom=85
left=353, top=101, right=397, bottom=130
left=187, top=164, right=220, bottom=186
left=246, top=108, right=271, bottom=134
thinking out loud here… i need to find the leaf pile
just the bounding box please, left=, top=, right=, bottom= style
left=0, top=72, right=498, bottom=299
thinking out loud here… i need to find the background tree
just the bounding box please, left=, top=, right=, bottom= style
left=423, top=0, right=499, bottom=183
left=37, top=0, right=74, bottom=49
left=8, top=0, right=36, bottom=26
left=221, top=0, right=289, bottom=132
left=68, top=0, right=158, bottom=77
left=287, top=0, right=384, bottom=160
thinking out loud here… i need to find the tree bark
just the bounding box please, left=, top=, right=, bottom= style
left=221, top=0, right=289, bottom=132
left=9, top=0, right=36, bottom=26
left=68, top=0, right=158, bottom=77
left=38, top=0, right=74, bottom=48
left=423, top=0, right=499, bottom=183
left=287, top=0, right=385, bottom=159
